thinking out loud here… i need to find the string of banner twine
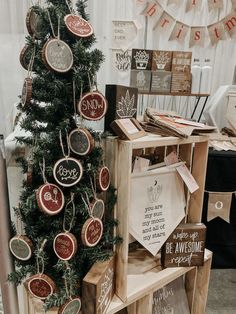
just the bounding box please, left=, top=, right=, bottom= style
left=59, top=129, right=71, bottom=159
left=63, top=192, right=76, bottom=233
left=36, top=239, right=47, bottom=275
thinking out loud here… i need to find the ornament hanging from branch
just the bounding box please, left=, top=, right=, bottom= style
left=26, top=7, right=41, bottom=39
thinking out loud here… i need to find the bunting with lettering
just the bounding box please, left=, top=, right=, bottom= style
left=186, top=0, right=202, bottom=12
left=207, top=192, right=232, bottom=223
left=223, top=11, right=236, bottom=37
left=153, top=10, right=175, bottom=32
left=189, top=26, right=206, bottom=47
left=208, top=0, right=224, bottom=11
left=169, top=21, right=190, bottom=43
left=208, top=21, right=225, bottom=45
left=142, top=1, right=163, bottom=17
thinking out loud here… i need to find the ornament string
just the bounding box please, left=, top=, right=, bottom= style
left=57, top=15, right=61, bottom=41
left=15, top=208, right=23, bottom=237
left=36, top=239, right=47, bottom=275
left=46, top=9, right=56, bottom=38
left=59, top=130, right=70, bottom=158
left=98, top=132, right=105, bottom=166
left=73, top=80, right=83, bottom=127
left=63, top=193, right=75, bottom=233
left=39, top=157, right=48, bottom=184
left=81, top=193, right=92, bottom=217
left=64, top=261, right=72, bottom=300
left=65, top=0, right=73, bottom=15
left=90, top=176, right=97, bottom=200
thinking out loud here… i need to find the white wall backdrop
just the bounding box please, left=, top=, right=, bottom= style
left=1, top=0, right=236, bottom=136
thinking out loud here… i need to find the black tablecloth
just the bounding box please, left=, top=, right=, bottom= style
left=202, top=149, right=236, bottom=268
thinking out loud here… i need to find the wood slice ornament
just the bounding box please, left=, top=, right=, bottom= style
left=77, top=91, right=108, bottom=121
left=58, top=297, right=81, bottom=314
left=53, top=157, right=83, bottom=187
left=21, top=77, right=32, bottom=106
left=9, top=235, right=33, bottom=261
left=81, top=217, right=103, bottom=247
left=26, top=7, right=41, bottom=39
left=53, top=232, right=77, bottom=261
left=69, top=128, right=94, bottom=156
left=20, top=45, right=31, bottom=70
left=97, top=166, right=110, bottom=192
left=42, top=38, right=73, bottom=73
left=64, top=14, right=93, bottom=38
left=90, top=199, right=105, bottom=220
left=27, top=274, right=55, bottom=300
left=36, top=183, right=65, bottom=215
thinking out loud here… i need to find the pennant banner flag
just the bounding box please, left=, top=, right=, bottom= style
left=186, top=0, right=202, bottom=13
left=142, top=1, right=163, bottom=17
left=207, top=192, right=232, bottom=223
left=208, top=21, right=225, bottom=45
left=231, top=0, right=236, bottom=9
left=153, top=10, right=175, bottom=32
left=208, top=0, right=224, bottom=11
left=223, top=12, right=236, bottom=37
left=169, top=21, right=190, bottom=43
left=189, top=26, right=206, bottom=47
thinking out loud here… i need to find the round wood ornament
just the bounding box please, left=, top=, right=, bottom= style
left=53, top=157, right=83, bottom=187
left=81, top=217, right=103, bottom=247
left=58, top=297, right=81, bottom=314
left=20, top=45, right=31, bottom=70
left=26, top=8, right=41, bottom=39
left=9, top=235, right=33, bottom=261
left=21, top=77, right=32, bottom=106
left=91, top=199, right=105, bottom=220
left=77, top=91, right=108, bottom=121
left=53, top=232, right=77, bottom=261
left=36, top=183, right=65, bottom=215
left=69, top=128, right=94, bottom=156
left=27, top=274, right=55, bottom=300
left=42, top=38, right=73, bottom=73
left=97, top=166, right=110, bottom=192
left=64, top=14, right=93, bottom=38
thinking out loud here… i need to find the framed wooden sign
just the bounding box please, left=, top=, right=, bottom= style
left=82, top=256, right=115, bottom=314
left=152, top=50, right=173, bottom=71
left=151, top=71, right=172, bottom=94
left=162, top=223, right=206, bottom=267
left=42, top=38, right=73, bottom=73
left=104, top=85, right=138, bottom=131
left=68, top=128, right=94, bottom=156
left=172, top=51, right=192, bottom=73
left=64, top=14, right=93, bottom=38
left=53, top=157, right=83, bottom=187
left=171, top=72, right=192, bottom=94
left=131, top=49, right=153, bottom=70
left=130, top=69, right=151, bottom=93
left=9, top=235, right=33, bottom=261
left=110, top=118, right=146, bottom=141
left=77, top=91, right=108, bottom=121
left=36, top=183, right=65, bottom=215
left=27, top=274, right=56, bottom=300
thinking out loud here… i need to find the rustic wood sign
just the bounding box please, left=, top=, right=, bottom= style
left=81, top=217, right=103, bottom=247
left=151, top=71, right=172, bottom=94
left=21, top=77, right=32, bottom=106
left=27, top=274, right=55, bottom=299
left=130, top=69, right=152, bottom=93
left=152, top=50, right=173, bottom=71
left=36, top=183, right=65, bottom=215
left=172, top=51, right=192, bottom=73
left=58, top=297, right=81, bottom=314
left=77, top=91, right=108, bottom=121
left=96, top=166, right=110, bottom=192
left=42, top=38, right=73, bottom=73
left=152, top=276, right=190, bottom=314
left=105, top=85, right=138, bottom=131
left=53, top=232, right=77, bottom=261
left=53, top=157, right=83, bottom=187
left=68, top=128, right=94, bottom=156
left=64, top=14, right=93, bottom=38
left=83, top=256, right=115, bottom=314
left=9, top=235, right=33, bottom=261
left=111, top=118, right=146, bottom=141
left=26, top=7, right=41, bottom=39
left=131, top=49, right=153, bottom=70
left=162, top=223, right=206, bottom=267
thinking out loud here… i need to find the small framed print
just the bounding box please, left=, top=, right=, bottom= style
left=110, top=118, right=146, bottom=141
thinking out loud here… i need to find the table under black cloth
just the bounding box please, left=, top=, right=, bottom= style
left=202, top=149, right=236, bottom=268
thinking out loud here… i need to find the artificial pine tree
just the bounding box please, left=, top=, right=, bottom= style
left=8, top=0, right=118, bottom=310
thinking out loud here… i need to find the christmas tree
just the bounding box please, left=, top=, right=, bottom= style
left=8, top=0, right=118, bottom=310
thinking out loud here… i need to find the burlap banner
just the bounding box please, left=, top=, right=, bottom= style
left=142, top=1, right=163, bottom=17
left=189, top=26, right=206, bottom=47
left=186, top=0, right=202, bottom=13
left=231, top=0, right=236, bottom=9
left=207, top=192, right=233, bottom=223
left=223, top=11, right=236, bottom=37
left=169, top=21, right=190, bottom=43
left=208, top=21, right=226, bottom=45
left=153, top=10, right=175, bottom=31
left=208, top=0, right=224, bottom=11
